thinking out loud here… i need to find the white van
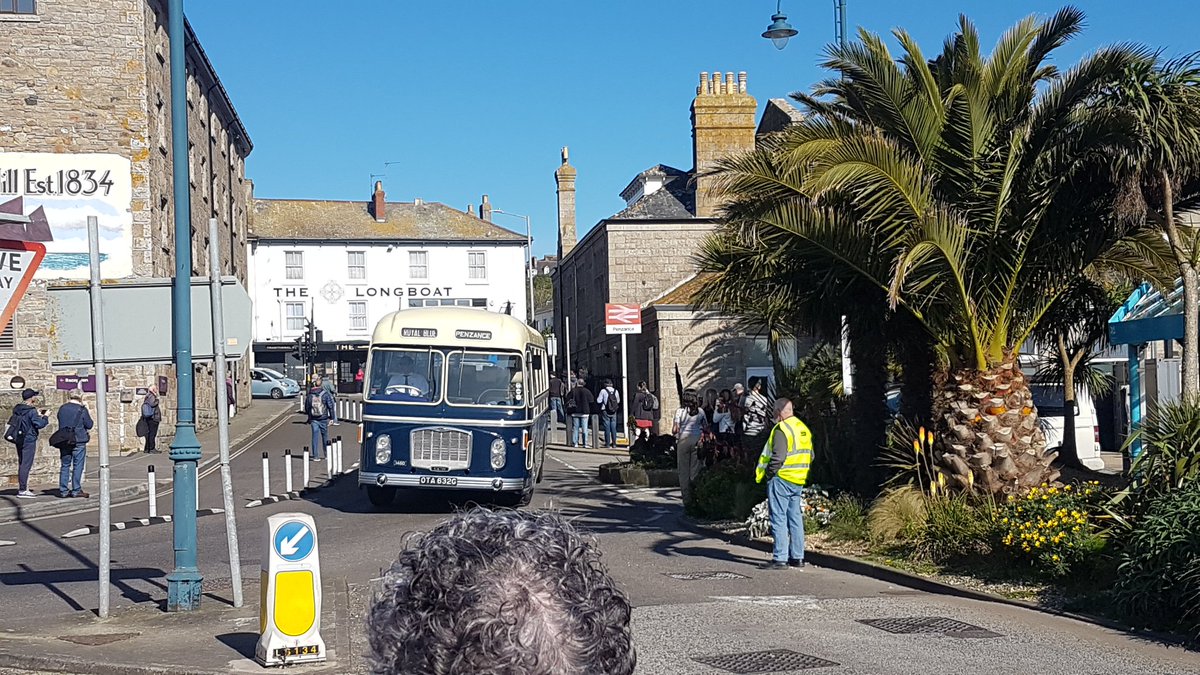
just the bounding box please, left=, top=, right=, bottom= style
left=1030, top=383, right=1104, bottom=470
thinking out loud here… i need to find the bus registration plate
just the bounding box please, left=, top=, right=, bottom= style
left=419, top=476, right=458, bottom=486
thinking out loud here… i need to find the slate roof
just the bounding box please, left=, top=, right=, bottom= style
left=649, top=274, right=713, bottom=307
left=250, top=199, right=525, bottom=242
left=610, top=166, right=696, bottom=220
left=756, top=98, right=804, bottom=136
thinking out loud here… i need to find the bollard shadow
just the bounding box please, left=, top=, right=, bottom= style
left=216, top=632, right=260, bottom=660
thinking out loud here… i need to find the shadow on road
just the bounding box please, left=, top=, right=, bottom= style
left=215, top=631, right=259, bottom=660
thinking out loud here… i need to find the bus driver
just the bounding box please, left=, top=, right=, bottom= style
left=383, top=355, right=432, bottom=400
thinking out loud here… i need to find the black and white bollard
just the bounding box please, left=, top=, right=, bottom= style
left=325, top=441, right=332, bottom=479
left=284, top=449, right=293, bottom=494
left=302, top=446, right=310, bottom=488
left=334, top=436, right=343, bottom=475
left=147, top=464, right=157, bottom=519
left=261, top=451, right=270, bottom=499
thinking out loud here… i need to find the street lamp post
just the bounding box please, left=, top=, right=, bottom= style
left=493, top=209, right=535, bottom=324
left=762, top=0, right=847, bottom=49
left=166, top=0, right=203, bottom=612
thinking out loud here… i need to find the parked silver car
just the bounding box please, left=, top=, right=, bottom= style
left=251, top=367, right=300, bottom=399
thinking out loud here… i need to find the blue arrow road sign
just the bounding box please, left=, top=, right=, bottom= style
left=273, top=520, right=314, bottom=562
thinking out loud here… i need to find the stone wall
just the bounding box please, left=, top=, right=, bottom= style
left=0, top=1, right=252, bottom=488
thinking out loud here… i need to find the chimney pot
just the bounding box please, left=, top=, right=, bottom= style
left=480, top=194, right=492, bottom=221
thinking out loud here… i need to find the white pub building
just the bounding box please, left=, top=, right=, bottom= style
left=248, top=183, right=529, bottom=392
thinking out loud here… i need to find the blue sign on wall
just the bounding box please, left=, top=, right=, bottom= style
left=273, top=520, right=315, bottom=562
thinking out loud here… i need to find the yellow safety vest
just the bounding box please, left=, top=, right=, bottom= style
left=755, top=416, right=813, bottom=485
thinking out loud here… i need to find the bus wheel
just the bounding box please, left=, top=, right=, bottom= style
left=366, top=486, right=396, bottom=507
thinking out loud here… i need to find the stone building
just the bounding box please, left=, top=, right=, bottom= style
left=0, top=2, right=252, bottom=487
left=552, top=72, right=808, bottom=416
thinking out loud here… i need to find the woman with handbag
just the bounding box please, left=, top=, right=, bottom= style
left=139, top=385, right=162, bottom=453
left=52, top=389, right=94, bottom=498
left=672, top=389, right=710, bottom=503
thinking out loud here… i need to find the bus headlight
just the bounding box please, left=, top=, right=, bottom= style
left=490, top=438, right=506, bottom=470
left=375, top=434, right=392, bottom=464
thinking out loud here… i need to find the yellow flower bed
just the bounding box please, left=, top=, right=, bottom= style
left=998, top=481, right=1101, bottom=577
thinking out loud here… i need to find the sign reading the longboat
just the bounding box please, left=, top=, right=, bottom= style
left=0, top=152, right=133, bottom=280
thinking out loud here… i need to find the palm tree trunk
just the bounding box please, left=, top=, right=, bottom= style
left=934, top=355, right=1059, bottom=495
left=847, top=312, right=889, bottom=495
left=1160, top=169, right=1200, bottom=397
left=1057, top=335, right=1083, bottom=469
left=896, top=316, right=935, bottom=424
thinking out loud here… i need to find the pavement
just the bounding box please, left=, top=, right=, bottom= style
left=0, top=399, right=298, bottom=525
left=0, top=421, right=1198, bottom=674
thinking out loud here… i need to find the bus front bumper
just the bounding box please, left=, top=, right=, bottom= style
left=359, top=472, right=525, bottom=492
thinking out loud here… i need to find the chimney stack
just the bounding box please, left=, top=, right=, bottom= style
left=480, top=194, right=492, bottom=221
left=555, top=146, right=577, bottom=259
left=691, top=70, right=757, bottom=217
left=370, top=180, right=386, bottom=222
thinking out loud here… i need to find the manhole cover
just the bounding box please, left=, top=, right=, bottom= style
left=693, top=649, right=838, bottom=673
left=57, top=632, right=140, bottom=646
left=664, top=571, right=749, bottom=580
left=857, top=617, right=1001, bottom=638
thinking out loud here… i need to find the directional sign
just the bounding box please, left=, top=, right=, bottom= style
left=605, top=303, right=642, bottom=335
left=0, top=239, right=45, bottom=336
left=46, top=276, right=252, bottom=366
left=257, top=512, right=325, bottom=667
left=273, top=520, right=314, bottom=562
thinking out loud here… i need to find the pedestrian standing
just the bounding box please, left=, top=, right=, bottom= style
left=225, top=375, right=236, bottom=420
left=596, top=379, right=621, bottom=448
left=566, top=378, right=594, bottom=448
left=739, top=377, right=770, bottom=456
left=8, top=388, right=49, bottom=498
left=730, top=382, right=746, bottom=434
left=54, top=390, right=93, bottom=498
left=631, top=381, right=658, bottom=442
left=672, top=389, right=709, bottom=502
left=548, top=372, right=566, bottom=429
left=139, top=385, right=162, bottom=453
left=755, top=397, right=813, bottom=570
left=322, top=373, right=339, bottom=426
left=306, top=375, right=335, bottom=461
left=355, top=366, right=365, bottom=393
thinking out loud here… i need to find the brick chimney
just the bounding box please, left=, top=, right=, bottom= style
left=691, top=71, right=757, bottom=217
left=480, top=194, right=492, bottom=221
left=369, top=180, right=386, bottom=222
left=555, top=146, right=577, bottom=259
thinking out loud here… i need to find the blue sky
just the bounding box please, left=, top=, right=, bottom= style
left=188, top=1, right=1199, bottom=256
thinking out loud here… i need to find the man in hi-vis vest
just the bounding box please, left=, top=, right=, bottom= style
left=755, top=397, right=813, bottom=569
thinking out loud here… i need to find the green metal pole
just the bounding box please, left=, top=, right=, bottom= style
left=835, top=0, right=847, bottom=47
left=166, top=0, right=203, bottom=612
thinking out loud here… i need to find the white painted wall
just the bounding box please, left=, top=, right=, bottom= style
left=250, top=241, right=527, bottom=343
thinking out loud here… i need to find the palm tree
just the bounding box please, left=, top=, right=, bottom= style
left=699, top=8, right=1160, bottom=495
left=1100, top=54, right=1200, bottom=396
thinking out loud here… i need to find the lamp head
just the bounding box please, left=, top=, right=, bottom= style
left=762, top=12, right=798, bottom=50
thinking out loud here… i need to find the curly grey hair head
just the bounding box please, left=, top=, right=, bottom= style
left=367, top=508, right=636, bottom=675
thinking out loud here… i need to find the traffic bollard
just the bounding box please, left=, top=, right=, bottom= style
left=325, top=441, right=332, bottom=479
left=302, top=446, right=310, bottom=488
left=262, top=451, right=270, bottom=499
left=148, top=465, right=157, bottom=519
left=285, top=449, right=293, bottom=494
left=591, top=415, right=599, bottom=449
left=334, top=436, right=343, bottom=475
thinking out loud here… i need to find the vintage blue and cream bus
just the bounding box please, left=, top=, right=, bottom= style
left=358, top=307, right=549, bottom=508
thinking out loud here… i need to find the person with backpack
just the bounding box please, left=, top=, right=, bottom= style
left=139, top=386, right=162, bottom=453
left=596, top=379, right=621, bottom=449
left=565, top=378, right=595, bottom=448
left=8, top=388, right=49, bottom=499
left=632, top=381, right=658, bottom=441
left=322, top=372, right=338, bottom=426
left=53, top=389, right=94, bottom=499
left=306, top=375, right=336, bottom=461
